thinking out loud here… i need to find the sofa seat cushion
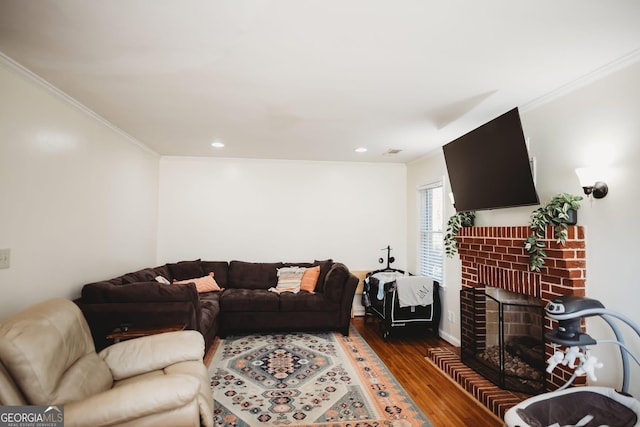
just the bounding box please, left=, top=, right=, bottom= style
left=220, top=289, right=279, bottom=312
left=279, top=292, right=340, bottom=312
left=199, top=292, right=220, bottom=304
left=199, top=296, right=220, bottom=331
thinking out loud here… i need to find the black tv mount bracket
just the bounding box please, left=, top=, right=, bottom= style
left=378, top=245, right=395, bottom=269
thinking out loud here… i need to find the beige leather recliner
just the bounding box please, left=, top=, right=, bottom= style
left=0, top=298, right=214, bottom=427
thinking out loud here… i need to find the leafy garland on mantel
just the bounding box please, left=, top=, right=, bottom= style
left=443, top=193, right=582, bottom=267
left=524, top=193, right=583, bottom=272
left=444, top=211, right=476, bottom=257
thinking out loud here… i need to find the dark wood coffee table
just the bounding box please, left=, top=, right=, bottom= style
left=107, top=323, right=186, bottom=343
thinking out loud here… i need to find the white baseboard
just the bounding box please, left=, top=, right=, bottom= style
left=352, top=307, right=366, bottom=317
left=439, top=330, right=461, bottom=347
left=352, top=296, right=365, bottom=318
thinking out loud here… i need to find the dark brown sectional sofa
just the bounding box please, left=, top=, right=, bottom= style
left=78, top=259, right=359, bottom=352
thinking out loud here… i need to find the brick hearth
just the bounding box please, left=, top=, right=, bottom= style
left=426, top=347, right=529, bottom=419
left=429, top=225, right=587, bottom=419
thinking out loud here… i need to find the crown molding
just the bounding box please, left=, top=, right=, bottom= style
left=0, top=51, right=158, bottom=156
left=521, top=48, right=640, bottom=112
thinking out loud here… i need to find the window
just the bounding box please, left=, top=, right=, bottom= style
left=419, top=181, right=444, bottom=282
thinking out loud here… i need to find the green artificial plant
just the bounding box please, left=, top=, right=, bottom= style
left=444, top=211, right=476, bottom=257
left=524, top=193, right=583, bottom=271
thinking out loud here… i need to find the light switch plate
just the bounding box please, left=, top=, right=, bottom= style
left=0, top=248, right=10, bottom=269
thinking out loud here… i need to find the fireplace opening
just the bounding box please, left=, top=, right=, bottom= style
left=461, top=287, right=546, bottom=394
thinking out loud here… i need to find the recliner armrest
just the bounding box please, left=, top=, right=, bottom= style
left=64, top=374, right=200, bottom=427
left=99, top=331, right=204, bottom=380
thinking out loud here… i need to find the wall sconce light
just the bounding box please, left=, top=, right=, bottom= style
left=575, top=168, right=608, bottom=199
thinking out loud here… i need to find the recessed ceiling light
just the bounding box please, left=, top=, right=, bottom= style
left=211, top=141, right=225, bottom=148
left=355, top=147, right=368, bottom=153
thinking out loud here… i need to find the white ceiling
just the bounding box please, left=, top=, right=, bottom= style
left=1, top=1, right=640, bottom=163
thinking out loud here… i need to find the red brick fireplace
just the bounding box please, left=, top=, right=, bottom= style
left=457, top=225, right=586, bottom=390
left=427, top=224, right=587, bottom=418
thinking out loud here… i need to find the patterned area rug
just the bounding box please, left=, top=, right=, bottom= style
left=208, top=328, right=432, bottom=427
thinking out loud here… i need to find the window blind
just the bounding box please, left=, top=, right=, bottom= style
left=419, top=182, right=444, bottom=282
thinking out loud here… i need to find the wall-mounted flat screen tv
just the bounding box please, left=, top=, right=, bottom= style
left=442, top=107, right=539, bottom=212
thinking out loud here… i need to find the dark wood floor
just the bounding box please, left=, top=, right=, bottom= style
left=351, top=316, right=503, bottom=427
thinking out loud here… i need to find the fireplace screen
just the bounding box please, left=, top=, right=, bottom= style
left=461, top=287, right=546, bottom=394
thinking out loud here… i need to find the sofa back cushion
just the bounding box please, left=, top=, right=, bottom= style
left=81, top=282, right=198, bottom=304
left=313, top=259, right=334, bottom=292
left=228, top=261, right=283, bottom=290
left=153, top=265, right=171, bottom=282
left=201, top=261, right=229, bottom=288
left=121, top=268, right=158, bottom=284
left=167, top=259, right=206, bottom=281
left=0, top=299, right=113, bottom=405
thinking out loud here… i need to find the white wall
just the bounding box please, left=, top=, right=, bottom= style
left=0, top=59, right=160, bottom=318
left=407, top=58, right=640, bottom=396
left=157, top=157, right=406, bottom=271
left=405, top=153, right=463, bottom=344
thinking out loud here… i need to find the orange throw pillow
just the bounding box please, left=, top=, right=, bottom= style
left=300, top=265, right=320, bottom=293
left=173, top=272, right=221, bottom=293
